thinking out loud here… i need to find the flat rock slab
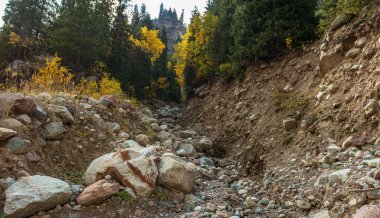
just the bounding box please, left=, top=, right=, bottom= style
left=4, top=175, right=72, bottom=218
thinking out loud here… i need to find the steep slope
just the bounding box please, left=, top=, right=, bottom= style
left=180, top=3, right=380, bottom=217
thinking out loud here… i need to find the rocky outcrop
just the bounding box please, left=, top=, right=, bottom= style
left=153, top=18, right=185, bottom=54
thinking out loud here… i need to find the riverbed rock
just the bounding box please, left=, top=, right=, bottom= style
left=83, top=149, right=158, bottom=197
left=328, top=169, right=351, bottom=185
left=310, top=210, right=333, bottom=218
left=4, top=175, right=71, bottom=218
left=157, top=153, right=196, bottom=193
left=179, top=130, right=197, bottom=139
left=46, top=104, right=75, bottom=124
left=135, top=134, right=149, bottom=146
left=0, top=118, right=24, bottom=130
left=45, top=121, right=66, bottom=140
left=0, top=127, right=17, bottom=141
left=283, top=118, right=297, bottom=131
left=342, top=136, right=366, bottom=148
left=11, top=97, right=37, bottom=115
left=7, top=137, right=27, bottom=154
left=76, top=179, right=119, bottom=206
left=121, top=140, right=144, bottom=150
left=176, top=144, right=197, bottom=157
left=353, top=205, right=380, bottom=218
left=346, top=48, right=361, bottom=59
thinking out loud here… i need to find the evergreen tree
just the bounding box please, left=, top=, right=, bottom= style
left=231, top=0, right=318, bottom=76
left=92, top=0, right=113, bottom=62
left=131, top=4, right=140, bottom=35
left=207, top=0, right=236, bottom=69
left=159, top=3, right=164, bottom=19
left=179, top=9, right=185, bottom=24
left=0, top=0, right=57, bottom=65
left=49, top=0, right=113, bottom=71
left=140, top=4, right=154, bottom=30
left=173, top=9, right=178, bottom=20
left=108, top=0, right=132, bottom=87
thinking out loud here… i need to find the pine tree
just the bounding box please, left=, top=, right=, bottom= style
left=207, top=0, right=236, bottom=69
left=49, top=0, right=112, bottom=71
left=92, top=0, right=114, bottom=62
left=179, top=9, right=185, bottom=24
left=159, top=3, right=164, bottom=19
left=140, top=4, right=154, bottom=30
left=231, top=0, right=318, bottom=76
left=0, top=0, right=57, bottom=64
left=131, top=5, right=140, bottom=34
left=173, top=9, right=178, bottom=20
left=108, top=0, right=132, bottom=87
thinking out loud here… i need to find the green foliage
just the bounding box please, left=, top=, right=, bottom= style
left=0, top=0, right=56, bottom=65
left=49, top=0, right=113, bottom=71
left=273, top=92, right=310, bottom=115
left=65, top=171, right=82, bottom=185
left=0, top=212, right=5, bottom=218
left=116, top=190, right=138, bottom=206
left=316, top=0, right=372, bottom=32
left=159, top=4, right=179, bottom=21
left=153, top=187, right=172, bottom=201
left=231, top=0, right=318, bottom=76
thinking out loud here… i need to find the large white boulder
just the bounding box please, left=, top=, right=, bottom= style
left=83, top=149, right=158, bottom=197
left=157, top=153, right=197, bottom=193
left=4, top=175, right=72, bottom=218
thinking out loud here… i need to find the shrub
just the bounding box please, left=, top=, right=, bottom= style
left=75, top=73, right=123, bottom=99
left=30, top=55, right=74, bottom=93
left=99, top=73, right=123, bottom=97
left=75, top=78, right=99, bottom=98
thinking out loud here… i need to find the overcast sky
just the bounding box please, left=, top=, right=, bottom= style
left=0, top=0, right=207, bottom=27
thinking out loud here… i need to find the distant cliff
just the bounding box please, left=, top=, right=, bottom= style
left=153, top=18, right=186, bottom=55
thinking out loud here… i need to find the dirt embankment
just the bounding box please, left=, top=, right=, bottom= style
left=181, top=4, right=380, bottom=179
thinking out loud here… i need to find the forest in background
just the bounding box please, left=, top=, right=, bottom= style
left=0, top=0, right=374, bottom=101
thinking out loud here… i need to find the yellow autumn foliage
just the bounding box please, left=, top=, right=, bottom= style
left=30, top=56, right=123, bottom=98
left=99, top=73, right=123, bottom=97
left=76, top=73, right=123, bottom=99
left=130, top=26, right=165, bottom=64
left=173, top=28, right=190, bottom=87
left=31, top=56, right=74, bottom=92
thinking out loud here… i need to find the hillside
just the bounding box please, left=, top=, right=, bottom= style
left=181, top=2, right=380, bottom=217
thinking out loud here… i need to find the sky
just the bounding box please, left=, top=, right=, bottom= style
left=0, top=0, right=207, bottom=27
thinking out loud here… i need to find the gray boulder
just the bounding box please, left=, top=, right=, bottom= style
left=157, top=153, right=196, bottom=193
left=45, top=122, right=66, bottom=140
left=176, top=144, right=197, bottom=157
left=46, top=104, right=75, bottom=124
left=7, top=137, right=27, bottom=154
left=4, top=175, right=72, bottom=218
